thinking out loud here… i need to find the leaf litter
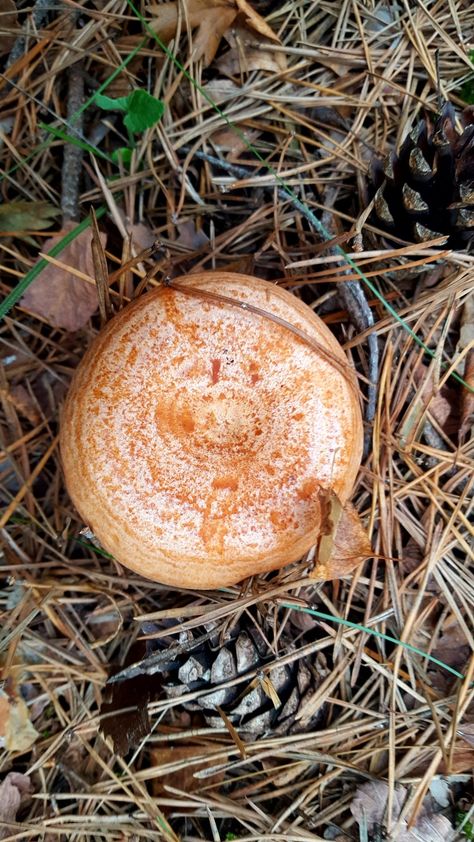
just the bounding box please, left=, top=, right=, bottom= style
left=351, top=781, right=456, bottom=841
left=0, top=773, right=32, bottom=841
left=0, top=0, right=473, bottom=839
left=20, top=224, right=106, bottom=331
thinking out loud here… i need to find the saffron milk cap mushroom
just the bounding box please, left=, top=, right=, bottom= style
left=61, top=272, right=367, bottom=589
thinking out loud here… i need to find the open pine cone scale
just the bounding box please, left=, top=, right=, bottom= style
left=373, top=103, right=474, bottom=248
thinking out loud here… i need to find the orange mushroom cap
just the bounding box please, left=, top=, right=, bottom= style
left=60, top=272, right=363, bottom=588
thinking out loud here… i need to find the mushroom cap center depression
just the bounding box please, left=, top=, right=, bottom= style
left=156, top=387, right=265, bottom=455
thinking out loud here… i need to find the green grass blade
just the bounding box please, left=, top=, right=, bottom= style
left=282, top=602, right=467, bottom=681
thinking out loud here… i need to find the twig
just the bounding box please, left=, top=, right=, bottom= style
left=61, top=63, right=84, bottom=224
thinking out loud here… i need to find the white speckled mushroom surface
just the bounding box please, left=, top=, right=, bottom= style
left=60, top=272, right=363, bottom=588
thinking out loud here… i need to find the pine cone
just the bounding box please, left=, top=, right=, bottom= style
left=146, top=615, right=328, bottom=738
left=372, top=103, right=474, bottom=249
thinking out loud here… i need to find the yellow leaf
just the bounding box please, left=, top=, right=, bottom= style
left=0, top=690, right=39, bottom=753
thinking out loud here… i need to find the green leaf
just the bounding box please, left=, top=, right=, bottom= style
left=122, top=89, right=164, bottom=134
left=111, top=147, right=134, bottom=165
left=0, top=201, right=60, bottom=233
left=94, top=89, right=164, bottom=134
left=94, top=93, right=130, bottom=112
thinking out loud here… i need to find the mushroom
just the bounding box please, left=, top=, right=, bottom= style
left=61, top=272, right=367, bottom=589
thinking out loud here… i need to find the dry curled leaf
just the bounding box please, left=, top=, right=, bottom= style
left=311, top=491, right=371, bottom=579
left=0, top=773, right=32, bottom=841
left=20, top=223, right=106, bottom=332
left=147, top=0, right=279, bottom=66
left=0, top=689, right=39, bottom=753
left=351, top=781, right=455, bottom=841
left=234, top=0, right=280, bottom=42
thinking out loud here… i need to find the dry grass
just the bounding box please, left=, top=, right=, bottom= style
left=1, top=0, right=473, bottom=840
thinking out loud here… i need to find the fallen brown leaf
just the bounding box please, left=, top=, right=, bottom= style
left=129, top=221, right=157, bottom=252
left=0, top=773, right=32, bottom=841
left=150, top=745, right=225, bottom=796
left=412, top=364, right=457, bottom=432
left=216, top=23, right=287, bottom=75
left=100, top=671, right=163, bottom=755
left=311, top=491, right=372, bottom=580
left=176, top=219, right=209, bottom=250
left=458, top=721, right=474, bottom=747
left=147, top=0, right=279, bottom=66
left=234, top=0, right=280, bottom=42
left=148, top=0, right=237, bottom=65
left=0, top=689, right=39, bottom=753
left=0, top=0, right=18, bottom=56
left=351, top=781, right=455, bottom=841
left=209, top=126, right=260, bottom=157
left=431, top=613, right=470, bottom=672
left=7, top=384, right=41, bottom=426
left=437, top=742, right=474, bottom=774
left=20, top=223, right=106, bottom=332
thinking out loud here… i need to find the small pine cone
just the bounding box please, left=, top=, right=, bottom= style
left=152, top=618, right=328, bottom=738
left=372, top=103, right=474, bottom=249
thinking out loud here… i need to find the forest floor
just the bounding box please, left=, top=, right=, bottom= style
left=0, top=1, right=473, bottom=840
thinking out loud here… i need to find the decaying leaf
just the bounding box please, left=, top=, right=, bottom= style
left=0, top=773, right=32, bottom=841
left=431, top=613, right=471, bottom=673
left=129, top=221, right=157, bottom=252
left=6, top=384, right=41, bottom=426
left=150, top=745, right=225, bottom=796
left=0, top=689, right=39, bottom=753
left=20, top=223, right=107, bottom=332
left=176, top=218, right=209, bottom=250
left=458, top=721, right=474, bottom=747
left=147, top=0, right=280, bottom=67
left=0, top=0, right=18, bottom=56
left=412, top=365, right=457, bottom=432
left=0, top=201, right=60, bottom=234
left=234, top=0, right=279, bottom=41
left=216, top=23, right=287, bottom=75
left=311, top=490, right=372, bottom=579
left=100, top=671, right=162, bottom=755
left=351, top=781, right=455, bottom=841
